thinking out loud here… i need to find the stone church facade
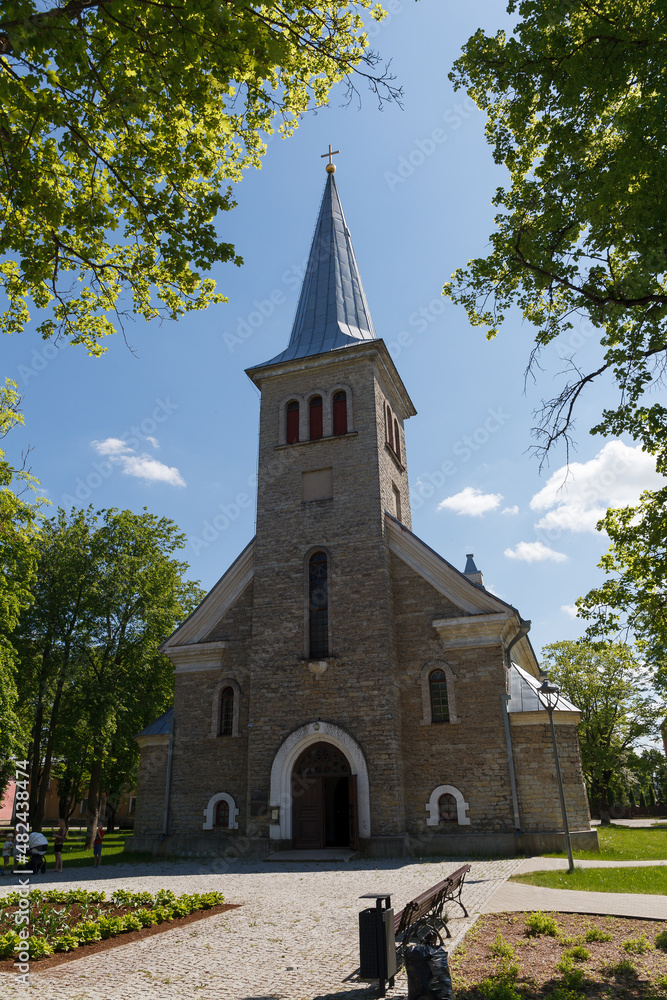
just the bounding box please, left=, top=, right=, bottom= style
left=130, top=166, right=596, bottom=858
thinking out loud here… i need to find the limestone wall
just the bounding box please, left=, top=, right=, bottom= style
left=511, top=716, right=592, bottom=832
left=133, top=739, right=168, bottom=838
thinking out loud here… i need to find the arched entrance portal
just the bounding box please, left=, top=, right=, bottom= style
left=291, top=741, right=358, bottom=849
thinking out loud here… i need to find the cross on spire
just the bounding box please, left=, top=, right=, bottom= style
left=321, top=144, right=340, bottom=173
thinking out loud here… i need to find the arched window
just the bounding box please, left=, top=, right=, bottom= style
left=215, top=799, right=230, bottom=827
left=430, top=669, right=449, bottom=723
left=286, top=401, right=299, bottom=444
left=438, top=793, right=458, bottom=824
left=309, top=396, right=323, bottom=440
left=219, top=686, right=234, bottom=736
left=386, top=405, right=394, bottom=449
left=394, top=419, right=401, bottom=462
left=309, top=551, right=329, bottom=658
left=333, top=391, right=348, bottom=436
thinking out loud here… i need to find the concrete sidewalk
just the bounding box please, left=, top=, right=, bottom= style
left=481, top=855, right=667, bottom=919
left=481, top=879, right=667, bottom=919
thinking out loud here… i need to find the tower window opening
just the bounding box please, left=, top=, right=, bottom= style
left=309, top=551, right=329, bottom=658
left=219, top=686, right=234, bottom=735
left=309, top=396, right=323, bottom=440
left=430, top=669, right=449, bottom=723
left=333, top=391, right=348, bottom=436
left=286, top=401, right=299, bottom=444
left=387, top=405, right=394, bottom=450
left=215, top=799, right=230, bottom=827
left=394, top=419, right=401, bottom=463
left=438, top=793, right=457, bottom=824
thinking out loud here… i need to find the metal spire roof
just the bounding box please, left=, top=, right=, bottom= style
left=261, top=171, right=376, bottom=366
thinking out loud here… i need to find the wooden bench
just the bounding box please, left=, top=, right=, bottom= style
left=393, top=863, right=471, bottom=954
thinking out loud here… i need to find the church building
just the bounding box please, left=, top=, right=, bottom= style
left=130, top=159, right=596, bottom=858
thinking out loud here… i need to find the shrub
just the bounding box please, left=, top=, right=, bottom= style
left=96, top=915, right=124, bottom=939
left=556, top=955, right=585, bottom=990
left=623, top=933, right=652, bottom=955
left=479, top=979, right=521, bottom=1000
left=74, top=921, right=102, bottom=944
left=655, top=929, right=667, bottom=952
left=28, top=936, right=53, bottom=959
left=135, top=908, right=158, bottom=928
left=121, top=913, right=143, bottom=932
left=606, top=957, right=638, bottom=979
left=53, top=933, right=79, bottom=953
left=525, top=912, right=559, bottom=938
left=584, top=926, right=612, bottom=943
left=563, top=945, right=590, bottom=963
left=0, top=931, right=21, bottom=959
left=489, top=933, right=515, bottom=960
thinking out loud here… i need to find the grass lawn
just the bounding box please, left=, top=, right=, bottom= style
left=545, top=823, right=667, bottom=862
left=511, top=865, right=667, bottom=895
left=9, top=828, right=153, bottom=872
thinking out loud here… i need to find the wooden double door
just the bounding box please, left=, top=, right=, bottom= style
left=292, top=741, right=359, bottom=850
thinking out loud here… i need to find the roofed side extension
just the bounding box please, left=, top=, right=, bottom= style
left=135, top=707, right=173, bottom=739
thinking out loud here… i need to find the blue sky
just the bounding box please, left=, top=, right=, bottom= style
left=4, top=0, right=664, bottom=660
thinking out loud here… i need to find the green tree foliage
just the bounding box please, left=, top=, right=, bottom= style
left=445, top=1, right=667, bottom=463
left=0, top=0, right=391, bottom=353
left=541, top=640, right=664, bottom=823
left=0, top=379, right=42, bottom=794
left=15, top=506, right=204, bottom=839
left=577, top=491, right=667, bottom=686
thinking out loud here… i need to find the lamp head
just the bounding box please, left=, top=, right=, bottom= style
left=538, top=678, right=560, bottom=711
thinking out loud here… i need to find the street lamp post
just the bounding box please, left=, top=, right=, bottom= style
left=538, top=679, right=575, bottom=873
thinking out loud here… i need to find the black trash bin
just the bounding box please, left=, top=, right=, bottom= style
left=359, top=893, right=397, bottom=997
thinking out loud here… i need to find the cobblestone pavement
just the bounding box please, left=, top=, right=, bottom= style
left=0, top=856, right=521, bottom=999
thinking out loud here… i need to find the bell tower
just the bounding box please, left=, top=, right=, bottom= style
left=243, top=158, right=416, bottom=850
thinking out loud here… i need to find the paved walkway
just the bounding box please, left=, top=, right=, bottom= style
left=0, top=856, right=521, bottom=1000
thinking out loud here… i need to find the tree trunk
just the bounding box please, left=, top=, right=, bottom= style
left=106, top=802, right=117, bottom=833
left=85, top=755, right=103, bottom=849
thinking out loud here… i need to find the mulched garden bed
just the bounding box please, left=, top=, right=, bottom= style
left=450, top=912, right=667, bottom=999
left=0, top=901, right=240, bottom=972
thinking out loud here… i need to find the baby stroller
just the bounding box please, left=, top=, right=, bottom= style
left=26, top=832, right=49, bottom=874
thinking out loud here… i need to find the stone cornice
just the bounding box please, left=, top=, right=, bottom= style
left=136, top=734, right=169, bottom=748
left=432, top=612, right=514, bottom=649
left=160, top=540, right=254, bottom=650
left=166, top=641, right=230, bottom=672
left=509, top=710, right=581, bottom=727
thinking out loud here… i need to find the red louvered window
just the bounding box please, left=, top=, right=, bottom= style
left=309, top=396, right=323, bottom=440
left=215, top=800, right=229, bottom=827
left=387, top=405, right=394, bottom=449
left=394, top=419, right=401, bottom=463
left=333, top=391, right=347, bottom=436
left=219, top=687, right=234, bottom=735
left=286, top=401, right=299, bottom=444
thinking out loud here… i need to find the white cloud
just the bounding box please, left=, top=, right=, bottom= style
left=530, top=441, right=663, bottom=534
left=438, top=486, right=503, bottom=517
left=145, top=436, right=159, bottom=448
left=90, top=437, right=185, bottom=487
left=504, top=541, right=568, bottom=563
left=92, top=437, right=131, bottom=456
left=561, top=604, right=579, bottom=619
left=501, top=505, right=519, bottom=516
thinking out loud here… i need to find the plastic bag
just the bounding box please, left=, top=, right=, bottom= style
left=405, top=942, right=453, bottom=1000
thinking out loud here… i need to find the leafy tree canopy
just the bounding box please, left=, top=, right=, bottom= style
left=445, top=0, right=667, bottom=464
left=0, top=0, right=391, bottom=353
left=0, top=378, right=43, bottom=790
left=541, top=639, right=664, bottom=822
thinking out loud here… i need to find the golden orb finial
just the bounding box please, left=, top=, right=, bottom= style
left=321, top=144, right=340, bottom=172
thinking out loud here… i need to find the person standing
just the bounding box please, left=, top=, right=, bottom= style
left=1, top=832, right=13, bottom=874
left=93, top=825, right=104, bottom=867
left=53, top=820, right=68, bottom=873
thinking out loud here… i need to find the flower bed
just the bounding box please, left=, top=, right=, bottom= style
left=0, top=888, right=226, bottom=961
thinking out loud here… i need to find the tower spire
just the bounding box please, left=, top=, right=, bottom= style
left=259, top=166, right=376, bottom=367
